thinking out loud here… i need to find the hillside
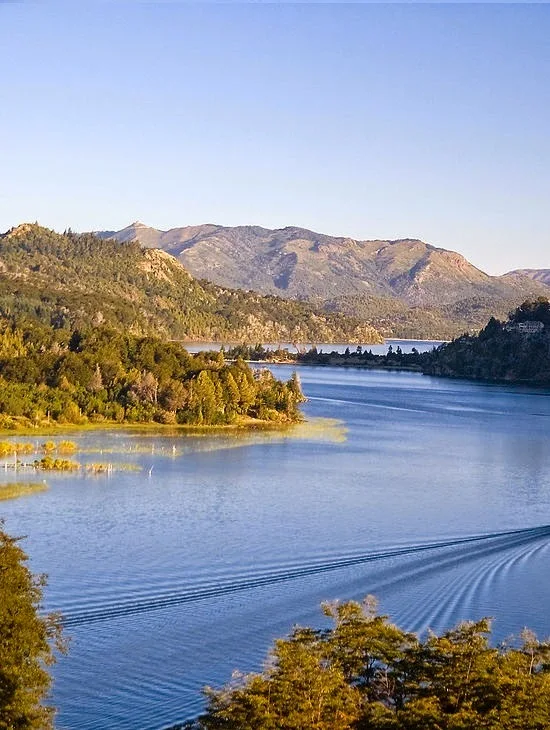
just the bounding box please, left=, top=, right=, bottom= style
left=100, top=222, right=548, bottom=305
left=425, top=298, right=550, bottom=383
left=324, top=292, right=540, bottom=340
left=509, top=268, right=550, bottom=287
left=99, top=222, right=549, bottom=339
left=0, top=225, right=383, bottom=344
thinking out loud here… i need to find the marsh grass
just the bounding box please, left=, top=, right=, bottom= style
left=85, top=463, right=142, bottom=473
left=0, top=482, right=48, bottom=500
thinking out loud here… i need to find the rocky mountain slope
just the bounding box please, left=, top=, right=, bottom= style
left=508, top=268, right=550, bottom=287
left=0, top=225, right=382, bottom=344
left=100, top=222, right=549, bottom=308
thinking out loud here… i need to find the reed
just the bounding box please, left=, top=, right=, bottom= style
left=0, top=482, right=48, bottom=500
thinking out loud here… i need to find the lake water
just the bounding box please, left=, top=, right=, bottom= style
left=1, top=364, right=550, bottom=730
left=184, top=338, right=445, bottom=354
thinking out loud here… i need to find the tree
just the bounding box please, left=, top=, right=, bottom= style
left=0, top=523, right=65, bottom=729
left=201, top=628, right=360, bottom=730
left=193, top=599, right=550, bottom=730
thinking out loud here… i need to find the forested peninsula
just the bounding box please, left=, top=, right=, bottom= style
left=0, top=321, right=305, bottom=430
left=234, top=298, right=550, bottom=386
left=424, top=298, right=550, bottom=383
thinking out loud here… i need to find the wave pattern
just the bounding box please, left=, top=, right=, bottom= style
left=59, top=524, right=550, bottom=628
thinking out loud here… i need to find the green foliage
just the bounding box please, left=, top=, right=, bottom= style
left=188, top=597, right=550, bottom=730
left=427, top=298, right=550, bottom=383
left=510, top=297, right=550, bottom=326
left=0, top=224, right=383, bottom=344
left=0, top=318, right=305, bottom=428
left=0, top=524, right=65, bottom=728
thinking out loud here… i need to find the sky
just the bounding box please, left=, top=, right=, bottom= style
left=1, top=3, right=549, bottom=275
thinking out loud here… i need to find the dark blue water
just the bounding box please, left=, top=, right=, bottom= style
left=1, top=366, right=550, bottom=729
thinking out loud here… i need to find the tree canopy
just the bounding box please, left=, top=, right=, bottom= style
left=0, top=320, right=306, bottom=429
left=0, top=524, right=65, bottom=729
left=185, top=597, right=550, bottom=730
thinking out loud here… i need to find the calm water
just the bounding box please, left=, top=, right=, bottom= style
left=184, top=338, right=445, bottom=354
left=2, top=365, right=550, bottom=729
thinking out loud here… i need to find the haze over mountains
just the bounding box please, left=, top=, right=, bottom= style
left=99, top=222, right=550, bottom=339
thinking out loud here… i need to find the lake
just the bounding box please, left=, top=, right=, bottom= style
left=184, top=338, right=446, bottom=355
left=1, top=363, right=550, bottom=730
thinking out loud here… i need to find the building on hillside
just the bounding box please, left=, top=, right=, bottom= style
left=505, top=320, right=545, bottom=335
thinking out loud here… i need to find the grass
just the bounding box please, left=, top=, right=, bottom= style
left=0, top=415, right=301, bottom=438
left=0, top=482, right=48, bottom=501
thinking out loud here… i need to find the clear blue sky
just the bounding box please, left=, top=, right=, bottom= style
left=1, top=3, right=548, bottom=274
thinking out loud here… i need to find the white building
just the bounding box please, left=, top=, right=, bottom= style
left=505, top=320, right=545, bottom=335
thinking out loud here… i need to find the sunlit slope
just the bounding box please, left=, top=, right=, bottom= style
left=0, top=224, right=382, bottom=343
left=103, top=222, right=549, bottom=306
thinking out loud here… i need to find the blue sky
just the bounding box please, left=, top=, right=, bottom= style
left=1, top=3, right=548, bottom=274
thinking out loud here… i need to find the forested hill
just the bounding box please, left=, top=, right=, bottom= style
left=425, top=298, right=550, bottom=384
left=0, top=224, right=383, bottom=344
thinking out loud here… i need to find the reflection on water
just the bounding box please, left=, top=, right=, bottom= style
left=1, top=363, right=550, bottom=730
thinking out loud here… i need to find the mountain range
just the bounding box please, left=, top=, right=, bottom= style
left=98, top=222, right=550, bottom=339
left=0, top=224, right=382, bottom=344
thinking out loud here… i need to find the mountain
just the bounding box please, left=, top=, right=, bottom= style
left=0, top=224, right=383, bottom=344
left=97, top=223, right=549, bottom=339
left=99, top=222, right=549, bottom=308
left=508, top=268, right=550, bottom=287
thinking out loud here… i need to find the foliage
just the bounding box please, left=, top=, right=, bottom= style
left=0, top=524, right=65, bottom=728
left=186, top=597, right=550, bottom=730
left=34, top=457, right=80, bottom=471
left=426, top=298, right=550, bottom=383
left=0, top=318, right=306, bottom=428
left=0, top=224, right=383, bottom=344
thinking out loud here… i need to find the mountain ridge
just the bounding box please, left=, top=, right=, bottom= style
left=99, top=222, right=547, bottom=306
left=96, top=222, right=549, bottom=338
left=0, top=224, right=383, bottom=344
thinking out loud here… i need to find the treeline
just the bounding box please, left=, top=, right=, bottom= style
left=226, top=344, right=432, bottom=371
left=298, top=344, right=429, bottom=370
left=0, top=224, right=383, bottom=344
left=184, top=597, right=550, bottom=730
left=426, top=298, right=550, bottom=383
left=0, top=320, right=305, bottom=429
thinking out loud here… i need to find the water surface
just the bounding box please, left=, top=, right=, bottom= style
left=1, top=365, right=550, bottom=729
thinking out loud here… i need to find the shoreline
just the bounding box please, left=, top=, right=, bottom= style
left=0, top=417, right=302, bottom=439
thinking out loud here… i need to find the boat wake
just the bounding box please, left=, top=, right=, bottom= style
left=59, top=524, right=550, bottom=628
